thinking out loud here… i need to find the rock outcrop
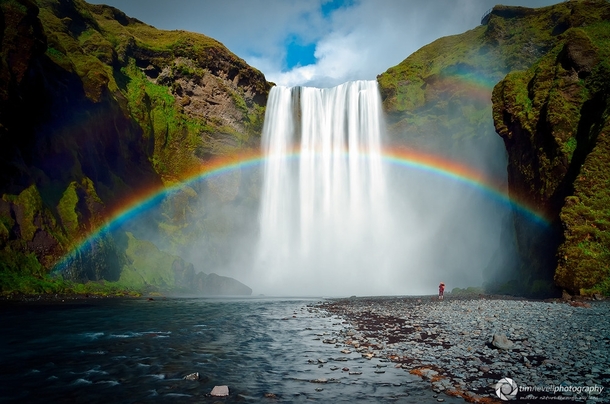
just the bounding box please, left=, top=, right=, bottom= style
left=0, top=0, right=268, bottom=294
left=492, top=3, right=610, bottom=295
left=378, top=0, right=610, bottom=296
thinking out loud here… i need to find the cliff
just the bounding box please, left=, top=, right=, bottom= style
left=493, top=4, right=610, bottom=295
left=377, top=0, right=610, bottom=296
left=0, top=0, right=268, bottom=295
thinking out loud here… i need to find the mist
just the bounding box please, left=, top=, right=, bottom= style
left=238, top=80, right=516, bottom=296
left=121, top=77, right=518, bottom=298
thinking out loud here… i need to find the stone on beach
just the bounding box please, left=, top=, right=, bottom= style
left=313, top=296, right=610, bottom=402
left=210, top=385, right=229, bottom=397
left=491, top=333, right=515, bottom=350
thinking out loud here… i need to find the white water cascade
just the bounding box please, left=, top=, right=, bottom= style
left=254, top=80, right=392, bottom=296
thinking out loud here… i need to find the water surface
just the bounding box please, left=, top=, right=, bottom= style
left=0, top=297, right=463, bottom=403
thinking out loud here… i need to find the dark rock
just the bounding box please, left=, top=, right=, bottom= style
left=183, top=372, right=199, bottom=381
left=195, top=272, right=252, bottom=296
left=558, top=29, right=599, bottom=79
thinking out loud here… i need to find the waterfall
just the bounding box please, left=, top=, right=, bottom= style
left=255, top=80, right=390, bottom=296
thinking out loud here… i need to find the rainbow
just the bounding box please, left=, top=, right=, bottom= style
left=53, top=148, right=549, bottom=271
left=426, top=67, right=499, bottom=105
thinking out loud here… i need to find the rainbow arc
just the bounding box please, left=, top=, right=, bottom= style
left=53, top=148, right=549, bottom=271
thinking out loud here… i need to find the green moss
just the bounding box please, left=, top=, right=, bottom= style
left=555, top=106, right=610, bottom=294
left=1, top=0, right=28, bottom=14
left=119, top=232, right=176, bottom=288
left=122, top=61, right=204, bottom=177
left=564, top=137, right=577, bottom=158
left=245, top=104, right=266, bottom=139
left=11, top=185, right=43, bottom=241
left=451, top=286, right=484, bottom=295
left=57, top=181, right=79, bottom=235
left=0, top=248, right=44, bottom=277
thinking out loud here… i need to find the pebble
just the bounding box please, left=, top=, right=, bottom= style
left=314, top=296, right=610, bottom=401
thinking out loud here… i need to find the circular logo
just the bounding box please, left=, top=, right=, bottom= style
left=495, top=377, right=518, bottom=401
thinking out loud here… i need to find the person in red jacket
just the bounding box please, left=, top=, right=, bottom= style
left=439, top=282, right=445, bottom=300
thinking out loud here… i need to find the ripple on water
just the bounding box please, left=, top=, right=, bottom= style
left=83, top=368, right=108, bottom=376
left=81, top=332, right=104, bottom=340
left=1, top=298, right=461, bottom=404
left=71, top=378, right=92, bottom=385
left=95, top=380, right=119, bottom=386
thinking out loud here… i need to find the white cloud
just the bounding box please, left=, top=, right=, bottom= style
left=89, top=0, right=561, bottom=87
left=245, top=0, right=559, bottom=87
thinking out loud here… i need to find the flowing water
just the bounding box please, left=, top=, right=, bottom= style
left=255, top=81, right=393, bottom=296
left=0, top=298, right=464, bottom=403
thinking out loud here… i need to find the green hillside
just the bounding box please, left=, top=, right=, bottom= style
left=0, top=0, right=269, bottom=296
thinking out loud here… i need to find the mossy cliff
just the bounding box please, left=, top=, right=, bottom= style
left=0, top=0, right=269, bottom=295
left=378, top=1, right=607, bottom=156
left=378, top=0, right=610, bottom=296
left=493, top=4, right=610, bottom=296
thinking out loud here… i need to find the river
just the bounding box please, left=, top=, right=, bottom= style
left=0, top=297, right=464, bottom=403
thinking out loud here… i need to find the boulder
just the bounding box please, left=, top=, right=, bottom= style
left=491, top=333, right=515, bottom=350
left=210, top=385, right=229, bottom=397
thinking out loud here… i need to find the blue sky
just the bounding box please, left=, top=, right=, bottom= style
left=88, top=0, right=560, bottom=87
left=284, top=35, right=317, bottom=69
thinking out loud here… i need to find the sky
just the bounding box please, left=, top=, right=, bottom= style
left=89, top=0, right=560, bottom=88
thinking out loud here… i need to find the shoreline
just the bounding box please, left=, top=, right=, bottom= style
left=315, top=295, right=609, bottom=403
left=0, top=292, right=145, bottom=305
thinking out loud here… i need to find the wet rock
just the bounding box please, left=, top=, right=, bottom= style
left=183, top=372, right=199, bottom=380
left=313, top=296, right=610, bottom=404
left=210, top=385, right=229, bottom=397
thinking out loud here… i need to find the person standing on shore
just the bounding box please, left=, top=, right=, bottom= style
left=439, top=282, right=445, bottom=300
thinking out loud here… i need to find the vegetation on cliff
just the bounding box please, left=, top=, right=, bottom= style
left=378, top=0, right=610, bottom=296
left=377, top=4, right=566, bottom=152
left=0, top=0, right=268, bottom=295
left=492, top=1, right=610, bottom=295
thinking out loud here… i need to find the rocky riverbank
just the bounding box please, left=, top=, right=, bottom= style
left=314, top=295, right=609, bottom=403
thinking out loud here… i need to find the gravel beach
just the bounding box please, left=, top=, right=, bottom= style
left=314, top=295, right=610, bottom=403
